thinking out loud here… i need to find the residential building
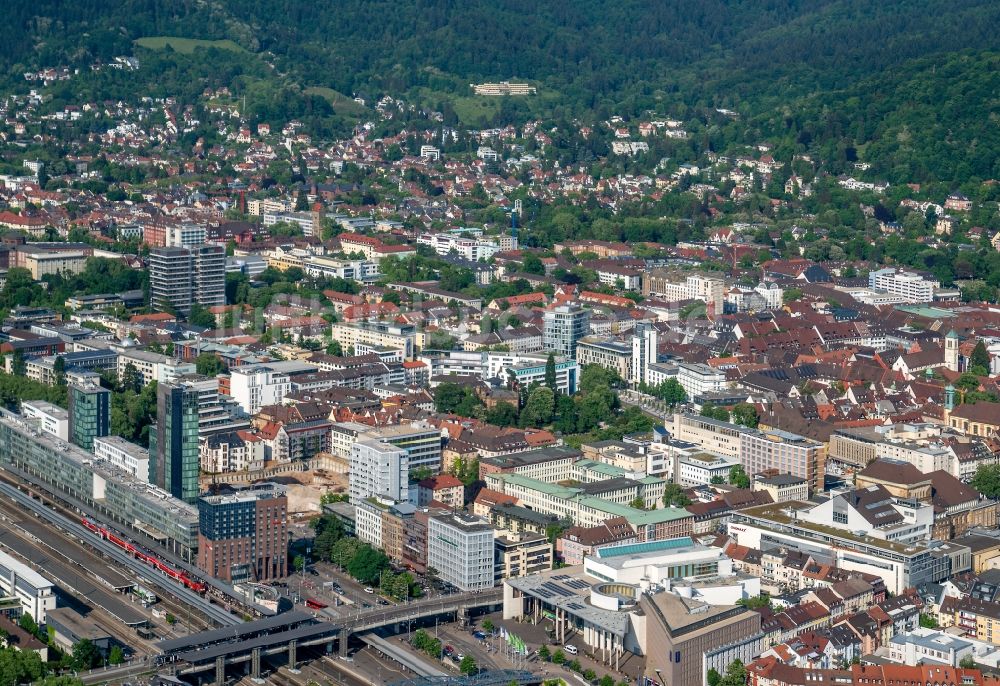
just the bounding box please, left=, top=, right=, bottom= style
left=752, top=473, right=809, bottom=503
left=631, top=322, right=659, bottom=386
left=741, top=427, right=826, bottom=493
left=67, top=381, right=110, bottom=451
left=868, top=268, right=939, bottom=303
left=543, top=305, right=590, bottom=359
left=676, top=362, right=727, bottom=398
left=200, top=431, right=264, bottom=473
left=228, top=365, right=291, bottom=416
left=577, top=337, right=633, bottom=381
left=150, top=244, right=226, bottom=316
left=417, top=474, right=464, bottom=508
left=494, top=532, right=551, bottom=583
left=197, top=484, right=288, bottom=583
left=676, top=452, right=741, bottom=487
left=116, top=348, right=196, bottom=386
left=643, top=271, right=726, bottom=314
left=427, top=513, right=495, bottom=592
left=93, top=436, right=150, bottom=483
left=349, top=439, right=409, bottom=504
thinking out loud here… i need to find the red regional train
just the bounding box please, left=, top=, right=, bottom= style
left=81, top=517, right=208, bottom=593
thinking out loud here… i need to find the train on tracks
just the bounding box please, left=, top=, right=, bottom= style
left=81, top=517, right=208, bottom=593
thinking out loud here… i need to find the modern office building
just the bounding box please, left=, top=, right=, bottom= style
left=67, top=381, right=110, bottom=451
left=543, top=305, right=590, bottom=359
left=150, top=244, right=225, bottom=316
left=642, top=592, right=763, bottom=686
left=0, top=409, right=198, bottom=558
left=197, top=484, right=288, bottom=583
left=0, top=549, right=56, bottom=622
left=366, top=423, right=443, bottom=474
left=349, top=439, right=410, bottom=504
left=670, top=414, right=826, bottom=492
left=427, top=513, right=495, bottom=592
left=153, top=380, right=202, bottom=503
left=728, top=501, right=946, bottom=594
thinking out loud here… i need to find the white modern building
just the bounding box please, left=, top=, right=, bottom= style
left=116, top=348, right=196, bottom=386
left=165, top=223, right=207, bottom=248
left=676, top=362, right=727, bottom=398
left=0, top=549, right=56, bottom=622
left=427, top=513, right=495, bottom=591
left=676, top=452, right=741, bottom=487
left=349, top=439, right=410, bottom=504
left=229, top=365, right=291, bottom=416
left=869, top=268, right=939, bottom=303
left=543, top=305, right=590, bottom=360
left=94, top=435, right=151, bottom=482
left=417, top=232, right=499, bottom=262
left=21, top=400, right=69, bottom=440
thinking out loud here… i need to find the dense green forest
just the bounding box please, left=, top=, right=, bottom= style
left=4, top=0, right=999, bottom=182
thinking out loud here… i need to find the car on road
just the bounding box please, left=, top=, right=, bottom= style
left=564, top=644, right=579, bottom=655
left=443, top=645, right=454, bottom=656
left=377, top=598, right=389, bottom=605
left=364, top=587, right=374, bottom=593
left=472, top=631, right=487, bottom=640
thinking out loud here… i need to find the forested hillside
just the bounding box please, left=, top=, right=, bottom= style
left=5, top=0, right=999, bottom=182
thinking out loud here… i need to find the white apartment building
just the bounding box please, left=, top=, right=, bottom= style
left=419, top=145, right=441, bottom=160
left=427, top=514, right=495, bottom=592
left=676, top=452, right=741, bottom=487
left=165, top=223, right=207, bottom=248
left=355, top=499, right=385, bottom=547
left=262, top=210, right=317, bottom=236
left=301, top=256, right=381, bottom=282
left=869, top=268, right=939, bottom=303
left=676, top=362, right=727, bottom=398
left=330, top=322, right=416, bottom=359
left=645, top=272, right=726, bottom=313
left=229, top=365, right=291, bottom=416
left=349, top=439, right=410, bottom=504
left=754, top=282, right=784, bottom=309
left=631, top=323, right=659, bottom=386
left=94, top=435, right=150, bottom=482
left=417, top=232, right=499, bottom=262
left=21, top=400, right=69, bottom=440
left=247, top=198, right=292, bottom=216
left=116, top=348, right=196, bottom=386
left=0, top=549, right=56, bottom=622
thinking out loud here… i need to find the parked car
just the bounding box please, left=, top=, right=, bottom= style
left=564, top=644, right=579, bottom=655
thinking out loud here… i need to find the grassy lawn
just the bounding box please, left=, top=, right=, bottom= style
left=303, top=87, right=367, bottom=115
left=134, top=37, right=248, bottom=54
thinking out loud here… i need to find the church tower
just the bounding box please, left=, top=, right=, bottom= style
left=945, top=330, right=960, bottom=372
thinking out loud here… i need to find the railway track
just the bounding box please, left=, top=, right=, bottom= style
left=0, top=476, right=240, bottom=627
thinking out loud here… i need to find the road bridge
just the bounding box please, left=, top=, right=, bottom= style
left=156, top=589, right=504, bottom=683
